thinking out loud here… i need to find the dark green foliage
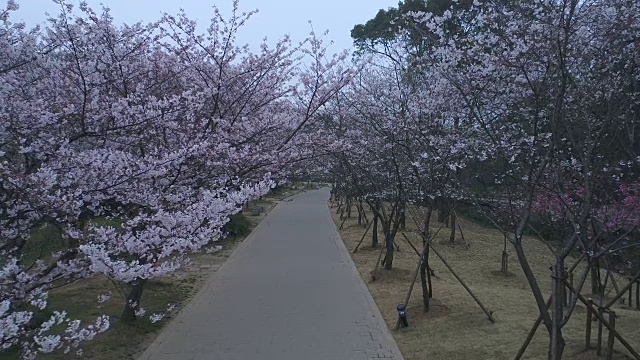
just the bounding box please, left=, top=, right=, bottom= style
left=351, top=0, right=474, bottom=56
left=223, top=213, right=253, bottom=238
left=351, top=7, right=402, bottom=47
left=14, top=218, right=123, bottom=268
left=18, top=225, right=66, bottom=267
left=269, top=185, right=286, bottom=196
left=455, top=203, right=496, bottom=230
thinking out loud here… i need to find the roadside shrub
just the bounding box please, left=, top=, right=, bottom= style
left=223, top=214, right=253, bottom=238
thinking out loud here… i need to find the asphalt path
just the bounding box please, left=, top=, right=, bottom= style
left=138, top=188, right=404, bottom=360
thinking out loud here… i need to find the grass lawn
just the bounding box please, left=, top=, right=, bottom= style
left=331, top=204, right=640, bottom=360
left=1, top=187, right=302, bottom=360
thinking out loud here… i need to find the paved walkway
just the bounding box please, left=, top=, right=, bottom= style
left=138, top=188, right=404, bottom=360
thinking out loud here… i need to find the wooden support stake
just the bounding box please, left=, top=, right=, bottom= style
left=429, top=243, right=495, bottom=322
left=395, top=258, right=421, bottom=330
left=426, top=247, right=433, bottom=298
left=597, top=307, right=604, bottom=356
left=604, top=259, right=621, bottom=296
left=565, top=280, right=640, bottom=360
left=604, top=271, right=640, bottom=309
left=567, top=271, right=574, bottom=305
left=358, top=202, right=369, bottom=225
left=570, top=272, right=574, bottom=293
left=457, top=221, right=470, bottom=249
left=501, top=250, right=508, bottom=274
left=514, top=296, right=552, bottom=360
left=371, top=243, right=386, bottom=280
left=401, top=232, right=422, bottom=258
left=586, top=298, right=593, bottom=350
left=568, top=252, right=586, bottom=273
left=395, top=219, right=440, bottom=330
left=395, top=233, right=431, bottom=330
left=339, top=217, right=348, bottom=230
left=563, top=272, right=569, bottom=306
left=395, top=228, right=434, bottom=330
left=606, top=310, right=616, bottom=360
left=610, top=274, right=621, bottom=297
left=352, top=220, right=374, bottom=254
left=401, top=233, right=435, bottom=276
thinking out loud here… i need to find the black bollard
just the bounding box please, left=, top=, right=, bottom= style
left=397, top=304, right=408, bottom=328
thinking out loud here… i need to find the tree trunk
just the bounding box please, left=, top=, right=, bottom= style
left=121, top=278, right=148, bottom=323
left=591, top=260, right=601, bottom=294
left=421, top=245, right=431, bottom=311
left=437, top=198, right=448, bottom=224
left=362, top=203, right=369, bottom=225
left=549, top=261, right=566, bottom=360
left=501, top=235, right=509, bottom=275
left=548, top=333, right=566, bottom=360
left=449, top=211, right=456, bottom=243
left=424, top=204, right=433, bottom=239
left=384, top=234, right=394, bottom=270
left=372, top=212, right=379, bottom=248
left=347, top=198, right=352, bottom=218
left=421, top=203, right=433, bottom=311
left=513, top=239, right=553, bottom=331
left=357, top=201, right=368, bottom=226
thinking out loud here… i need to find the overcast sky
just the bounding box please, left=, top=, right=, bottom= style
left=12, top=1, right=397, bottom=54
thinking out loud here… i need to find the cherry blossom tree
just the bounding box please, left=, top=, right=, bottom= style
left=409, top=0, right=640, bottom=358
left=1, top=0, right=353, bottom=357
left=328, top=0, right=639, bottom=357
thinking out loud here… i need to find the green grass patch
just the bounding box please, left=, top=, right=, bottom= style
left=0, top=276, right=195, bottom=360
left=43, top=277, right=191, bottom=360
left=15, top=217, right=123, bottom=268
left=269, top=185, right=287, bottom=196
left=2, top=202, right=278, bottom=360
left=19, top=225, right=66, bottom=267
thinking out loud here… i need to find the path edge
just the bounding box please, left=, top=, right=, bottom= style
left=137, top=197, right=287, bottom=360
left=324, top=196, right=406, bottom=360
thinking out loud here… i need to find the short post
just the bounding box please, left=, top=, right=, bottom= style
left=397, top=304, right=408, bottom=328
left=586, top=298, right=593, bottom=350
left=606, top=310, right=616, bottom=360
left=636, top=280, right=639, bottom=309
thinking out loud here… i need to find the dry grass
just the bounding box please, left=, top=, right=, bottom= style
left=331, top=204, right=640, bottom=360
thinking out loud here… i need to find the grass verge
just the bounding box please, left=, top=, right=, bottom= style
left=330, top=204, right=640, bottom=360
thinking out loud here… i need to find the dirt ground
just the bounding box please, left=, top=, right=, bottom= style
left=331, top=204, right=640, bottom=360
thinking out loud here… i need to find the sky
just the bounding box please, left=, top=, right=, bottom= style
left=12, top=0, right=398, bottom=54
